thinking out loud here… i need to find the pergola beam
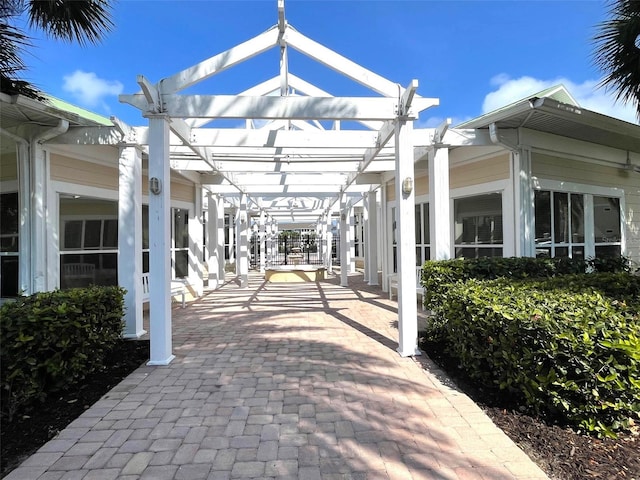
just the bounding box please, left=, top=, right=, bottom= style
left=160, top=28, right=280, bottom=94
left=285, top=28, right=403, bottom=98
left=157, top=95, right=405, bottom=120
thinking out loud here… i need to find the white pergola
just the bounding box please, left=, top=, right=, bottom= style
left=116, top=0, right=446, bottom=364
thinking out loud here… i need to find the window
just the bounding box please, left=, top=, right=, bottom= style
left=415, top=202, right=430, bottom=265
left=594, top=196, right=621, bottom=258
left=143, top=205, right=193, bottom=279
left=60, top=197, right=119, bottom=289
left=0, top=192, right=19, bottom=297
left=353, top=211, right=364, bottom=257
left=224, top=213, right=232, bottom=260
left=173, top=208, right=189, bottom=279
left=534, top=190, right=622, bottom=259
left=454, top=193, right=503, bottom=258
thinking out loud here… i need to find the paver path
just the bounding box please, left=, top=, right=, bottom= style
left=7, top=272, right=549, bottom=480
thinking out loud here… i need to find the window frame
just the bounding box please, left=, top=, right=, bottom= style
left=532, top=179, right=625, bottom=259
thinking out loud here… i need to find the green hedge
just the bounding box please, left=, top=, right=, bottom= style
left=421, top=257, right=639, bottom=437
left=1, top=286, right=125, bottom=420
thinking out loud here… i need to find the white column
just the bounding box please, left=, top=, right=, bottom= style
left=236, top=194, right=248, bottom=287
left=17, top=141, right=31, bottom=294
left=228, top=208, right=235, bottom=265
left=206, top=192, right=218, bottom=288
left=380, top=184, right=389, bottom=293
left=207, top=192, right=223, bottom=289
left=216, top=196, right=225, bottom=284
left=265, top=218, right=271, bottom=268
left=147, top=115, right=174, bottom=366
left=325, top=212, right=333, bottom=273
left=189, top=184, right=204, bottom=297
left=259, top=211, right=266, bottom=273
left=395, top=119, right=420, bottom=357
left=30, top=142, right=48, bottom=293
left=514, top=148, right=534, bottom=257
left=429, top=148, right=451, bottom=260
left=340, top=196, right=349, bottom=287
left=368, top=189, right=379, bottom=286
left=118, top=146, right=145, bottom=339
left=349, top=205, right=356, bottom=273
left=272, top=222, right=279, bottom=266
left=363, top=199, right=370, bottom=283
left=318, top=217, right=324, bottom=267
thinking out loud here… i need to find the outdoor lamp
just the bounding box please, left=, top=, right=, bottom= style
left=150, top=177, right=162, bottom=195
left=402, top=176, right=413, bottom=195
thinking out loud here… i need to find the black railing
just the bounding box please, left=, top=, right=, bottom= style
left=249, top=236, right=341, bottom=267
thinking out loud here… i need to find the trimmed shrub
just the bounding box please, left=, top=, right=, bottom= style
left=425, top=279, right=639, bottom=436
left=1, top=286, right=125, bottom=420
left=422, top=259, right=640, bottom=437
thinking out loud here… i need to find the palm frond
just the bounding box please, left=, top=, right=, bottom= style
left=592, top=0, right=640, bottom=119
left=28, top=0, right=114, bottom=46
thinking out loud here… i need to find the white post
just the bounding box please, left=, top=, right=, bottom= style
left=363, top=200, right=369, bottom=283
left=429, top=148, right=451, bottom=260
left=349, top=205, right=356, bottom=274
left=216, top=196, right=225, bottom=284
left=340, top=196, right=349, bottom=287
left=118, top=146, right=145, bottom=339
left=259, top=211, right=266, bottom=273
left=325, top=211, right=333, bottom=273
left=228, top=207, right=235, bottom=265
left=395, top=119, right=420, bottom=357
left=207, top=192, right=220, bottom=290
left=514, top=148, right=534, bottom=257
left=17, top=141, right=31, bottom=294
left=381, top=184, right=389, bottom=293
left=147, top=115, right=174, bottom=366
left=272, top=222, right=279, bottom=266
left=189, top=184, right=204, bottom=297
left=236, top=194, right=248, bottom=287
left=30, top=142, right=48, bottom=292
left=318, top=216, right=324, bottom=267
left=368, top=189, right=379, bottom=286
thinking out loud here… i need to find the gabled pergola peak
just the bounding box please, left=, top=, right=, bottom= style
left=119, top=0, right=438, bottom=226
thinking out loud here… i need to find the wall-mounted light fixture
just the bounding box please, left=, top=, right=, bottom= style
left=150, top=177, right=162, bottom=195
left=340, top=213, right=346, bottom=221
left=402, top=176, right=413, bottom=195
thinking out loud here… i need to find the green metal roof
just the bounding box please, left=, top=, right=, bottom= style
left=45, top=95, right=113, bottom=126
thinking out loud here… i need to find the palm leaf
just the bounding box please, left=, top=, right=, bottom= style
left=28, top=0, right=114, bottom=46
left=593, top=0, right=640, bottom=119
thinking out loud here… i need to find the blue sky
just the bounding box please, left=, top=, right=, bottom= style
left=18, top=0, right=638, bottom=126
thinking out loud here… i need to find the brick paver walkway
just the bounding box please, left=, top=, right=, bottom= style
left=7, top=271, right=549, bottom=480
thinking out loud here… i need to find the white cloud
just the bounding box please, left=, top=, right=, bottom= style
left=62, top=70, right=123, bottom=110
left=416, top=115, right=471, bottom=129
left=483, top=74, right=638, bottom=124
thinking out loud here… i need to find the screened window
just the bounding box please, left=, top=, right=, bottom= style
left=353, top=211, right=364, bottom=257
left=454, top=193, right=503, bottom=258
left=594, top=196, right=621, bottom=258
left=534, top=190, right=621, bottom=259
left=415, top=202, right=430, bottom=265
left=59, top=198, right=118, bottom=289
left=0, top=192, right=19, bottom=297
left=173, top=208, right=189, bottom=279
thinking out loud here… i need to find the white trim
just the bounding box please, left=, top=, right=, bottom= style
left=532, top=178, right=624, bottom=198
left=0, top=180, right=19, bottom=192
left=450, top=179, right=510, bottom=199
left=52, top=180, right=119, bottom=202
